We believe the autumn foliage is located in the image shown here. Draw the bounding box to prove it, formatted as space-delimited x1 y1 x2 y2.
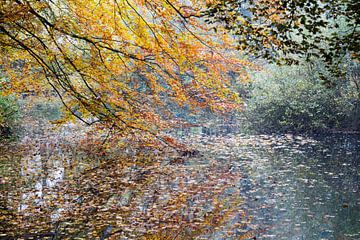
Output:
0 0 252 145
0 1 257 238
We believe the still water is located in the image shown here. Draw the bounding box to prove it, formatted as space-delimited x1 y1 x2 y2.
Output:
1 129 359 239
189 133 360 239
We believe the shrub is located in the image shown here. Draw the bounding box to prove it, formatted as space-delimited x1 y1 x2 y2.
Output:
244 64 360 133
29 101 62 121
0 95 20 138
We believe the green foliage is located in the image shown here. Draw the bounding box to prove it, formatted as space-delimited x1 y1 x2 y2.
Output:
0 95 20 138
29 101 62 122
244 64 360 133
204 0 359 73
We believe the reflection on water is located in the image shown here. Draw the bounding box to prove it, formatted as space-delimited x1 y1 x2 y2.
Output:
1 127 359 239
189 133 360 239
0 123 94 238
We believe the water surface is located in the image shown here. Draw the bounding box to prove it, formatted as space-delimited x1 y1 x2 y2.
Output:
1 129 359 239
190 133 360 239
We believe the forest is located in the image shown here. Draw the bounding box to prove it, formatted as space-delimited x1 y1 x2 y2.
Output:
0 0 359 239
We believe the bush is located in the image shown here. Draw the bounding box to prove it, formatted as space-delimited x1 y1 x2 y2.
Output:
29 101 62 121
0 95 20 138
244 64 360 133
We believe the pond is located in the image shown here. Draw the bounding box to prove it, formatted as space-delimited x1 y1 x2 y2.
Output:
1 125 359 239
187 132 360 239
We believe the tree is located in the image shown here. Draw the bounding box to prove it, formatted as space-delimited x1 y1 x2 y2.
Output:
0 94 19 138
243 64 360 133
0 0 252 145
204 0 359 70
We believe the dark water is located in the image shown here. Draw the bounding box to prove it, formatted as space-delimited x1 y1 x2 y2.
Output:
189 133 360 239
1 129 359 239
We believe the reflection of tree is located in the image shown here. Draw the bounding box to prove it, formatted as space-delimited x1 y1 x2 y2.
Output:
1 139 250 238
247 135 360 239
0 145 27 237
